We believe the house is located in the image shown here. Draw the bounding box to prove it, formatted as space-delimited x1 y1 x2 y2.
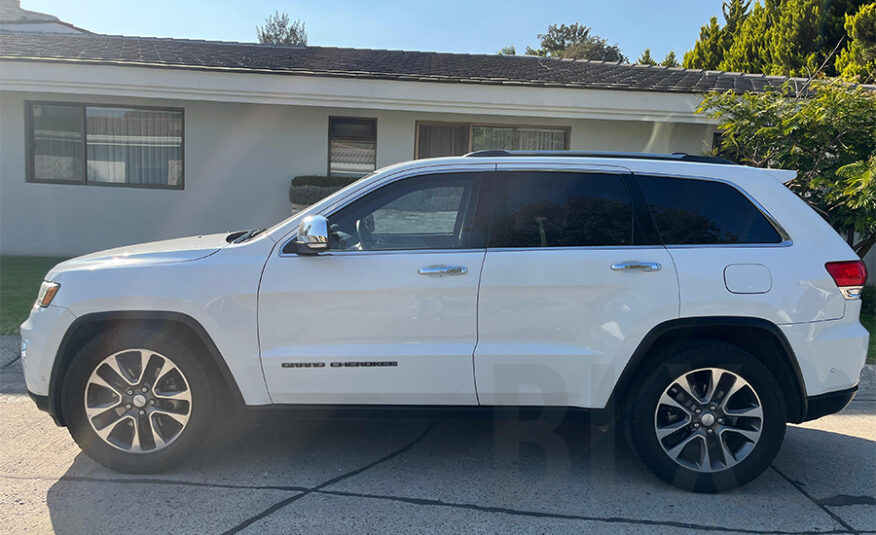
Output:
2 9 870 279
0 0 87 34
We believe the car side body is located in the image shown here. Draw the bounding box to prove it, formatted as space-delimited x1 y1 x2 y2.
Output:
19 153 869 490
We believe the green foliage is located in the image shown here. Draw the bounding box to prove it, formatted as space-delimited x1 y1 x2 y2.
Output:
0 256 68 335
862 286 875 315
637 48 657 65
661 51 680 67
684 0 869 77
683 0 751 69
699 79 876 257
257 11 307 45
526 23 627 62
836 2 876 82
497 45 517 55
289 175 359 205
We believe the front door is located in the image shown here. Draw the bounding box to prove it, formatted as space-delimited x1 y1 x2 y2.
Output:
473 167 679 408
259 170 487 405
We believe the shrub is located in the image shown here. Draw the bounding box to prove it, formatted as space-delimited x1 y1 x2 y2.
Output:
289 175 359 205
863 286 875 316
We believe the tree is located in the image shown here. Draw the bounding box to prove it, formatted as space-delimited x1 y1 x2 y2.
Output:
637 48 657 65
257 11 307 45
497 45 517 56
699 79 876 256
661 51 680 67
526 23 627 62
683 0 751 69
835 2 876 82
684 0 869 77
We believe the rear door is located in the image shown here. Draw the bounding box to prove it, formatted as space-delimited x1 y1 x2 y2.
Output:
473 166 679 409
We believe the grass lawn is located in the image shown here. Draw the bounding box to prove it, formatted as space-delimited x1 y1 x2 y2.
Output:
862 313 876 365
0 256 67 335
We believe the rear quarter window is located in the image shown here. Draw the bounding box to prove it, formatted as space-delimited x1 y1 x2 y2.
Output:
636 175 783 245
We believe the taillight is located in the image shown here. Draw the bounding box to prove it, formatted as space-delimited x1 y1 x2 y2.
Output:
825 260 867 299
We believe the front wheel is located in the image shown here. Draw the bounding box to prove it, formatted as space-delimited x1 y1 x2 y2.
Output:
628 342 786 492
62 326 215 473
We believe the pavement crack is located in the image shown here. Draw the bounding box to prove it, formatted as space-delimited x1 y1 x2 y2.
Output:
1 355 21 369
310 487 856 535
770 465 859 534
219 420 437 535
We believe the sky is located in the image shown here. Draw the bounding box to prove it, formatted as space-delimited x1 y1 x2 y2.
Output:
24 0 726 61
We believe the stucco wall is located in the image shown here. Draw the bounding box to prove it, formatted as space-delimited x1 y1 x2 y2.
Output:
0 90 713 256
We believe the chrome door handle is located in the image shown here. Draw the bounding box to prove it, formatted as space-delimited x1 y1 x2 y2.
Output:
611 262 662 272
418 265 468 276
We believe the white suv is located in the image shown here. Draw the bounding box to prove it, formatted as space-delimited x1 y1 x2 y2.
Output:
20 151 869 492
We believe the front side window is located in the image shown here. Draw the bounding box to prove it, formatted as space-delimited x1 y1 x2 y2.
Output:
27 102 183 188
493 171 635 248
636 175 783 245
328 172 481 251
329 117 376 177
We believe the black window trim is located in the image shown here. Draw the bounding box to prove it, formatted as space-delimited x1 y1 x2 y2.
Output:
631 172 793 248
328 116 378 177
486 169 658 250
280 169 491 256
24 100 185 190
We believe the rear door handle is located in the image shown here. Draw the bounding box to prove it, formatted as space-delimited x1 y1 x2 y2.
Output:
611 262 662 272
418 265 468 277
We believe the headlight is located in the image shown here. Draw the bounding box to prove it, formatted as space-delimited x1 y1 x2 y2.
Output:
34 281 60 308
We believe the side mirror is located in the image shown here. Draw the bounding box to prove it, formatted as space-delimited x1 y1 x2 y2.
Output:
295 215 329 254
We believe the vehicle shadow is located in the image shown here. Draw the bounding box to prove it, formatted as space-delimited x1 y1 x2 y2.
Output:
43 411 875 535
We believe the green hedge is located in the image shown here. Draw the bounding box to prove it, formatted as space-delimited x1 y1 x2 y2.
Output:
289 175 359 205
863 286 874 315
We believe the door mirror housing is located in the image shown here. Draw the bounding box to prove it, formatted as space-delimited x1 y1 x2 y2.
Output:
295 215 330 254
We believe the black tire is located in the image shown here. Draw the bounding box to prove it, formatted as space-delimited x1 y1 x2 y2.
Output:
62 326 215 473
627 341 786 493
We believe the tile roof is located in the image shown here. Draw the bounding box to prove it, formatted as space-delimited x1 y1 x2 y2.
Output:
0 31 796 94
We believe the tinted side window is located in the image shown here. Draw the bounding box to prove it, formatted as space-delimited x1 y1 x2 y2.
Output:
327 172 481 251
636 175 782 245
496 172 634 248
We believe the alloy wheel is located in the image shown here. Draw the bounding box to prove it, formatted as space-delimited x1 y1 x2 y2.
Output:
84 348 192 453
654 367 763 473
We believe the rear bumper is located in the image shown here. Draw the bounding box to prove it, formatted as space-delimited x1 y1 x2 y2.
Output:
802 386 857 422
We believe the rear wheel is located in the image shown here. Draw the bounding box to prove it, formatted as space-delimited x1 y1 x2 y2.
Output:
62 326 214 473
628 342 786 492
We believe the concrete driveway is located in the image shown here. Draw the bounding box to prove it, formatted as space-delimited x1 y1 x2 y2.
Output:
1 335 874 534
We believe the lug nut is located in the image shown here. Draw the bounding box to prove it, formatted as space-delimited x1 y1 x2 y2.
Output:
125 404 132 410
139 409 145 415
695 408 702 414
707 428 713 434
141 386 148 393
710 405 716 411
717 418 724 424
693 423 699 428
127 389 134 395
149 400 155 406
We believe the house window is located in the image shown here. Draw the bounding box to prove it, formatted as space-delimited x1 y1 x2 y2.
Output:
416 123 569 158
329 117 376 177
26 102 183 188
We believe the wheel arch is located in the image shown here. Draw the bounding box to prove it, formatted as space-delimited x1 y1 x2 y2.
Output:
608 317 808 423
47 311 245 427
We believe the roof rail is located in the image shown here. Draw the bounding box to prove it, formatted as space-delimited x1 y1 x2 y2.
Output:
464 150 734 165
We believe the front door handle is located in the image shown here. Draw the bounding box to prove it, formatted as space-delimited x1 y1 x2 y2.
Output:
418 265 468 277
611 262 662 272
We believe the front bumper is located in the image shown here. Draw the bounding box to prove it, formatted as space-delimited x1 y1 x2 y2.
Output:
802 386 857 422
27 388 51 414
